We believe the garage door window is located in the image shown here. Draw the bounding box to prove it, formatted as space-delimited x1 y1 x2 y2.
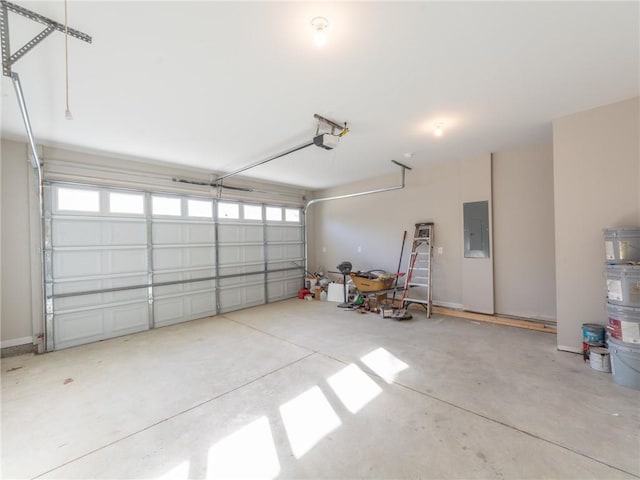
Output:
152 196 181 216
243 204 262 221
266 206 282 221
109 192 144 215
187 199 213 218
218 202 239 219
57 187 100 212
285 208 300 222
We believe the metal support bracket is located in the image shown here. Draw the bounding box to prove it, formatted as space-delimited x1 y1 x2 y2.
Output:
1 0 92 76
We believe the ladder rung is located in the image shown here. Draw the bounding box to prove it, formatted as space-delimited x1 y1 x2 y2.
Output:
403 298 429 304
410 267 429 271
408 282 429 287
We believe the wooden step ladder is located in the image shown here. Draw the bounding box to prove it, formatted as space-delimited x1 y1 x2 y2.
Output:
400 222 434 317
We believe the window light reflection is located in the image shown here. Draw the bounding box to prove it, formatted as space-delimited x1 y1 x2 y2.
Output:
207 416 280 479
155 460 190 480
360 347 409 383
327 363 382 414
279 386 341 458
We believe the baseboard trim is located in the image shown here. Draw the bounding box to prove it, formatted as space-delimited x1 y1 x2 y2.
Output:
1 336 33 349
432 301 464 310
432 306 557 334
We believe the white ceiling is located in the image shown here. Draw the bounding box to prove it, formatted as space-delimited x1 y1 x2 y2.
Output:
1 1 638 190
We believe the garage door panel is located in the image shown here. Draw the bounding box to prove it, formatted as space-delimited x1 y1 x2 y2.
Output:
112 304 150 332
267 246 303 261
185 224 215 243
265 243 303 260
244 284 265 305
267 281 285 302
52 219 102 246
219 284 265 313
53 250 103 278
218 264 263 277
154 291 215 327
285 244 304 259
154 282 216 297
218 224 263 243
53 248 147 279
188 246 216 267
152 223 182 244
153 297 184 325
54 302 149 350
53 275 147 295
190 292 216 317
218 273 263 288
53 219 146 247
153 247 215 271
282 278 302 297
55 310 105 344
153 247 182 270
153 223 215 245
218 245 263 265
267 278 301 302
266 226 303 242
109 249 149 273
265 261 303 279
108 221 147 245
53 277 147 311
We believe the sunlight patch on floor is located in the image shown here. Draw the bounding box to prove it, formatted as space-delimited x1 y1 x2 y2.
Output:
279 385 342 459
327 363 383 414
360 347 409 383
155 460 190 480
207 416 280 479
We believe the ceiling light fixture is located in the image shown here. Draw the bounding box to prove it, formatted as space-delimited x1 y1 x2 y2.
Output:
434 123 444 137
311 17 329 47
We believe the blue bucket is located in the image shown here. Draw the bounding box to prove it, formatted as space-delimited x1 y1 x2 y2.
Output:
582 323 605 344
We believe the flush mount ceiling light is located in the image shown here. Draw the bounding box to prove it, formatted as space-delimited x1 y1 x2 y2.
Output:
434 122 444 137
311 17 329 47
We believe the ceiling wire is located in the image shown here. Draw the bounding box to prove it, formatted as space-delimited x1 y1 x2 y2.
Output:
64 0 72 120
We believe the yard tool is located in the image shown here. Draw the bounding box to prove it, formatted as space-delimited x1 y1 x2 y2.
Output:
391 308 413 321
391 230 408 304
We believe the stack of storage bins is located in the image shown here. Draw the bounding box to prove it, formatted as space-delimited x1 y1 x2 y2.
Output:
604 227 640 390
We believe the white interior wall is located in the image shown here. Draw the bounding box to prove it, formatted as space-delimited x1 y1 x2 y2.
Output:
308 161 464 308
460 154 494 314
309 146 556 319
493 143 556 321
1 140 34 346
553 96 640 352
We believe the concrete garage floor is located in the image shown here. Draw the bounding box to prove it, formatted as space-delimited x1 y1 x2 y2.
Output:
2 300 639 479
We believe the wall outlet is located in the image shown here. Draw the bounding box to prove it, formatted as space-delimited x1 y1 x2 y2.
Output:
357 246 362 253
437 247 444 254
322 247 326 253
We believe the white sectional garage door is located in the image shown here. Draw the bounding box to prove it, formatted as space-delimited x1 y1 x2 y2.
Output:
265 207 305 302
47 186 150 350
45 183 304 351
151 195 217 327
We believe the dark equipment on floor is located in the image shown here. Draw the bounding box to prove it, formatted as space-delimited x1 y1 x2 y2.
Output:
336 261 352 308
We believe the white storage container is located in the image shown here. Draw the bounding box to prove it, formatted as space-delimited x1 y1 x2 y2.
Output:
603 227 640 263
605 264 640 307
606 302 640 344
608 336 640 390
